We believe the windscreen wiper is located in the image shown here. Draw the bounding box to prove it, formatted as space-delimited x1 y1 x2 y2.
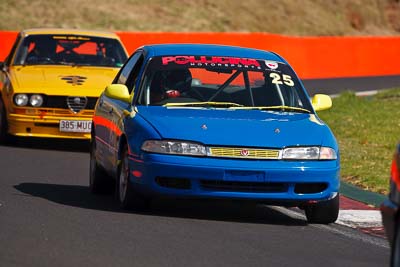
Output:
229 105 311 113
58 62 94 67
163 102 245 108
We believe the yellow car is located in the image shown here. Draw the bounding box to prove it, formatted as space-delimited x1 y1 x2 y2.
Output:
0 28 128 142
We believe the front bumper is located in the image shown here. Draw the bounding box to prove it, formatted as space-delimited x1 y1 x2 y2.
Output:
7 112 92 139
380 198 399 245
128 153 340 205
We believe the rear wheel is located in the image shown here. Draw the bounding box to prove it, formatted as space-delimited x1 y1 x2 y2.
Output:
305 194 339 224
117 144 149 211
89 138 114 194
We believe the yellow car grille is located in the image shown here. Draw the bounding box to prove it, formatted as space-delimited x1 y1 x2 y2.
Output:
208 147 280 159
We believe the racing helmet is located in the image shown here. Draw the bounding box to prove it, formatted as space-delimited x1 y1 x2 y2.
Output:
164 69 192 93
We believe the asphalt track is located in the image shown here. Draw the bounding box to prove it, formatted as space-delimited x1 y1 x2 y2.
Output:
0 76 398 267
0 140 390 267
303 75 400 95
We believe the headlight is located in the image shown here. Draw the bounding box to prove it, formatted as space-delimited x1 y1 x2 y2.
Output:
14 94 29 106
141 140 207 156
30 94 43 107
282 146 337 160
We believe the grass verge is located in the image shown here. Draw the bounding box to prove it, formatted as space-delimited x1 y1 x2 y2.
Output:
318 89 400 195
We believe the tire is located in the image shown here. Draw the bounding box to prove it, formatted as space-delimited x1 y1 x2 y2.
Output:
0 97 9 144
89 138 114 194
305 194 339 224
117 144 149 211
391 221 400 267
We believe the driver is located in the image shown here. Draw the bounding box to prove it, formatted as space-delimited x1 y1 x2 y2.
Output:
150 69 192 103
164 69 192 95
26 38 56 63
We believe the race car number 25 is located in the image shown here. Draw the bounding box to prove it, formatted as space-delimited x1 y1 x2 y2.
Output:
60 120 92 133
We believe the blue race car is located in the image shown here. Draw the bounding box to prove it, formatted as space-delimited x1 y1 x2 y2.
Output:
90 44 340 224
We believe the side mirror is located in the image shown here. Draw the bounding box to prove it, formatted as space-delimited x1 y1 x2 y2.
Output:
104 84 132 103
311 94 332 111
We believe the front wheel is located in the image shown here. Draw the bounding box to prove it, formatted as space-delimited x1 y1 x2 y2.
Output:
117 144 149 211
391 221 400 266
304 194 339 224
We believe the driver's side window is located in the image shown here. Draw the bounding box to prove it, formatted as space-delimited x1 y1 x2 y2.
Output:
115 52 142 93
125 55 144 93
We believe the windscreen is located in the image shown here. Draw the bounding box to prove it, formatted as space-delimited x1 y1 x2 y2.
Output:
13 34 127 67
138 55 313 112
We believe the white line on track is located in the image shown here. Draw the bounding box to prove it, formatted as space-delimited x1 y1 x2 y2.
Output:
337 210 383 228
268 206 390 249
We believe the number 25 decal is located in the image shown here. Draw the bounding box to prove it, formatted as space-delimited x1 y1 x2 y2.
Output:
269 73 294 86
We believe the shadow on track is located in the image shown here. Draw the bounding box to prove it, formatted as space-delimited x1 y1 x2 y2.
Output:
4 137 90 152
14 182 307 226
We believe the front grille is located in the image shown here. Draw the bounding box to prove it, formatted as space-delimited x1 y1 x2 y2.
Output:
201 180 287 193
66 96 88 113
155 177 191 189
209 147 280 159
44 96 97 110
294 183 328 194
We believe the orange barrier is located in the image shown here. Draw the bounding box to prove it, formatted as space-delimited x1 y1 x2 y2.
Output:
1 31 400 79
0 31 18 59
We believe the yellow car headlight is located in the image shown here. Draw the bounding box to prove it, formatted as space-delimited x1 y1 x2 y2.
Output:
14 94 29 106
30 94 44 107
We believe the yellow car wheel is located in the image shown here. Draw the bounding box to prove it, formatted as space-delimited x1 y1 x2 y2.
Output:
0 98 8 144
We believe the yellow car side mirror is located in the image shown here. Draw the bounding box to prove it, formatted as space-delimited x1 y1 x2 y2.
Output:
311 94 332 111
104 84 132 103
